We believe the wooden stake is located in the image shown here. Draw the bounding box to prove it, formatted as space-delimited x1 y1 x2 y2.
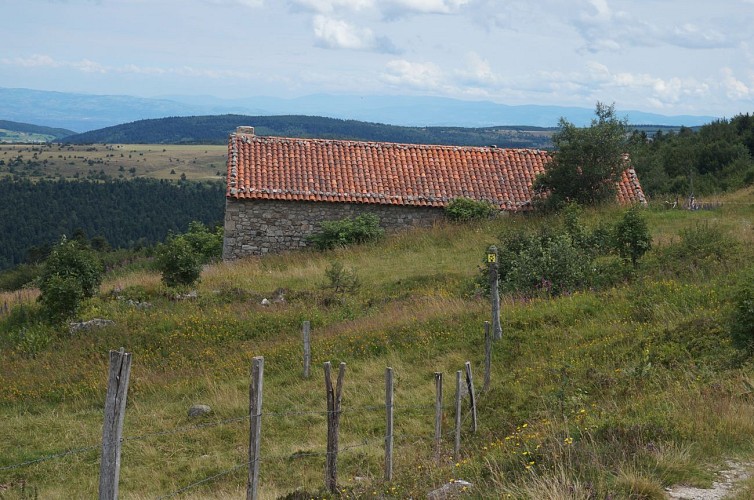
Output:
302 321 311 378
246 356 264 500
465 361 477 433
99 348 132 500
483 321 491 392
385 367 394 482
454 370 462 460
434 372 443 463
324 361 346 494
488 245 502 340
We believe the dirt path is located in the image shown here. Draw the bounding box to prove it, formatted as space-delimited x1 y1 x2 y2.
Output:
666 461 752 500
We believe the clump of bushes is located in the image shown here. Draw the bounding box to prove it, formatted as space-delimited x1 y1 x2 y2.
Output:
308 214 384 251
37 236 103 323
731 269 754 352
444 197 497 221
155 221 222 287
482 204 651 297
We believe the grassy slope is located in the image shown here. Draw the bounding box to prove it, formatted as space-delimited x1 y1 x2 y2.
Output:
2 194 754 498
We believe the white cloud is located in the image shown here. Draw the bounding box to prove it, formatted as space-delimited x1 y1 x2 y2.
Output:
456 52 498 86
205 0 264 7
384 0 470 15
289 0 372 13
313 15 376 50
2 54 61 68
721 67 751 99
381 59 445 90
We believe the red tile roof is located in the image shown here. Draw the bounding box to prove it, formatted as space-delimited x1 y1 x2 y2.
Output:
226 128 646 210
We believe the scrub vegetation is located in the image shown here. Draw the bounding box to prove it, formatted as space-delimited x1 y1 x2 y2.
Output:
3 190 754 498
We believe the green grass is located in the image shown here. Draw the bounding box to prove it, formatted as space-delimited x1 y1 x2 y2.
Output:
3 193 754 498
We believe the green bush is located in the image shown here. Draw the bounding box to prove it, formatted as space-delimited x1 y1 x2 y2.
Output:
155 235 202 288
731 271 754 352
182 221 223 263
613 206 652 267
37 237 103 323
444 197 497 221
308 214 384 251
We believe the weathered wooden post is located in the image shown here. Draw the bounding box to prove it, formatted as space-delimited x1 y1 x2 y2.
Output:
99 348 132 500
464 362 477 433
488 245 502 340
454 370 462 459
324 361 346 494
302 321 311 378
247 356 264 500
434 372 443 463
385 367 394 482
483 321 491 392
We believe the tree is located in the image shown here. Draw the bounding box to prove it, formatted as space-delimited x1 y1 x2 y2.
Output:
38 236 103 323
613 206 652 268
534 102 629 209
155 234 202 288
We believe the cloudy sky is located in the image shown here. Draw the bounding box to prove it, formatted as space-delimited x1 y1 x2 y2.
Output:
2 0 754 118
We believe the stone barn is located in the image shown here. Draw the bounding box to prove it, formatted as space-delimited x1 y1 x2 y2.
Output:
222 126 646 259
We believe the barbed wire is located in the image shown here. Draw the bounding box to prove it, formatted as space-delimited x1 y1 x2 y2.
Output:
0 444 100 472
156 437 380 499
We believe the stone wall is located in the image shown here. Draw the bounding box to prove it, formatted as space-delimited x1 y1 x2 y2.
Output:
223 199 446 259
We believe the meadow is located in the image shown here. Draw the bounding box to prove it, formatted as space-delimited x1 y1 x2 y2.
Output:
0 144 227 182
2 192 754 499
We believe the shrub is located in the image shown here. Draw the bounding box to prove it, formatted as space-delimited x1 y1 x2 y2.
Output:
731 271 754 352
444 197 497 221
613 206 652 267
182 221 223 263
308 214 384 251
37 237 103 323
155 235 202 288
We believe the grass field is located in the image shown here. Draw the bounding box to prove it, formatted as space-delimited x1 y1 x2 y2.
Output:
2 193 754 498
0 143 227 182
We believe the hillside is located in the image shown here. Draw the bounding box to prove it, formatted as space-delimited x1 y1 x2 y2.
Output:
60 114 557 149
2 195 754 497
1 87 718 132
0 120 75 143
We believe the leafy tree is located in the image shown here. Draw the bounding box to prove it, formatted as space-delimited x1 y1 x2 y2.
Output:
613 206 652 268
534 102 628 209
182 221 223 263
155 235 202 288
37 237 103 323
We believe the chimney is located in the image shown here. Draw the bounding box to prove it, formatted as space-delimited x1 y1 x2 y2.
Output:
236 126 255 136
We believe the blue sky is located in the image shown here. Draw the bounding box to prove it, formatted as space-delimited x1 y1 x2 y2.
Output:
2 0 754 118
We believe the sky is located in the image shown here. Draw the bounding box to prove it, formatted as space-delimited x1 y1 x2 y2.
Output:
2 0 754 118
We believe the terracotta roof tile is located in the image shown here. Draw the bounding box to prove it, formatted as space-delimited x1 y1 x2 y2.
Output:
226 131 646 210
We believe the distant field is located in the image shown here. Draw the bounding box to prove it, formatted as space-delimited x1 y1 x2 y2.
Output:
0 143 227 182
0 129 60 144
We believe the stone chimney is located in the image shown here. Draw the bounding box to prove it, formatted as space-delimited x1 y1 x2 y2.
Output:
236 126 255 136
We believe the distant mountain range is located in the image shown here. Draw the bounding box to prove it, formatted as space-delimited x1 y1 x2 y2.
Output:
0 87 718 133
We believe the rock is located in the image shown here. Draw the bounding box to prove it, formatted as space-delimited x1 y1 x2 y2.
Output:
272 288 287 304
173 290 198 301
427 480 472 499
261 298 271 306
69 318 115 335
188 404 212 418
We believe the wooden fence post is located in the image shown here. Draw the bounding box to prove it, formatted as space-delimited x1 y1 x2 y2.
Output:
454 370 462 460
483 321 491 392
464 362 477 433
247 356 264 500
385 367 394 482
99 348 132 500
302 321 311 379
324 361 346 494
434 372 443 463
488 245 502 340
